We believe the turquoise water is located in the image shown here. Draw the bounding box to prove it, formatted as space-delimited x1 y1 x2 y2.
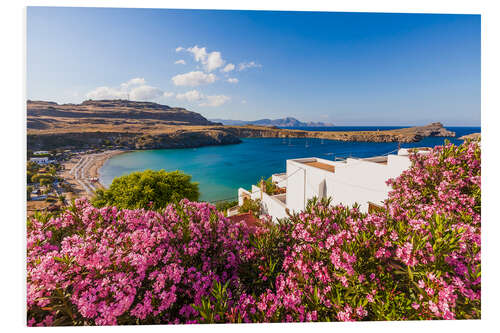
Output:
100 127 480 202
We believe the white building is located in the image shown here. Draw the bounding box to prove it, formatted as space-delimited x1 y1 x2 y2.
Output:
29 157 50 165
238 148 429 221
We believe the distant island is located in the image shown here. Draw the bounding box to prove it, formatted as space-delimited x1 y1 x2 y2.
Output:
210 117 334 127
27 99 455 151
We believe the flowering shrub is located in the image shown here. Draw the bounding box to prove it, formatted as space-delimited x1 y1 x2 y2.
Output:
200 140 481 322
27 199 252 326
384 140 481 319
27 140 480 325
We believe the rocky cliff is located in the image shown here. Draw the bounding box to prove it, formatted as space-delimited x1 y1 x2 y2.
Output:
459 132 480 140
218 123 455 143
27 130 241 150
27 100 456 150
393 122 455 137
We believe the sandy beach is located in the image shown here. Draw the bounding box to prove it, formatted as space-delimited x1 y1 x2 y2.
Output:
60 150 127 199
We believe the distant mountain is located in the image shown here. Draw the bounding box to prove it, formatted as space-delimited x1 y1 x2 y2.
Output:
209 117 334 127
209 119 248 126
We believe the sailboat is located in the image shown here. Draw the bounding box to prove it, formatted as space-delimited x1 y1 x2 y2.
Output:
305 138 309 148
288 137 292 146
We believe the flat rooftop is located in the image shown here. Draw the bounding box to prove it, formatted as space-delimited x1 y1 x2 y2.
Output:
363 156 388 165
301 160 335 173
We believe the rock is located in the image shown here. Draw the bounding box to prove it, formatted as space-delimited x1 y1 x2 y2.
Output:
459 133 480 140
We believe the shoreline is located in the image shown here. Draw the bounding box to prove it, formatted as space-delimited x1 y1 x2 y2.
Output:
61 150 128 199
28 122 457 152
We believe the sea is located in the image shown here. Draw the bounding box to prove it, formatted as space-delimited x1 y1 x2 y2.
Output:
99 126 480 203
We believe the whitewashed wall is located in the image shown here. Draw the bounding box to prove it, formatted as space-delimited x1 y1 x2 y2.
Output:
285 158 339 213
272 173 287 188
285 159 307 213
260 192 287 221
285 155 411 213
238 188 251 206
327 159 390 212
240 153 412 221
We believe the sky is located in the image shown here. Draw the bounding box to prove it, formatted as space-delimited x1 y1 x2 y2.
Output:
27 7 480 126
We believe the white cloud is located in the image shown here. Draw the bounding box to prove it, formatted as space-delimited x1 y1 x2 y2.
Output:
175 46 184 52
222 63 235 72
206 51 224 72
176 90 204 102
238 61 262 71
120 77 146 90
185 45 225 72
85 77 230 108
86 78 166 102
227 78 239 84
241 100 247 104
176 90 230 107
86 86 128 100
174 59 186 65
199 95 230 107
171 71 216 86
129 85 163 101
187 45 207 62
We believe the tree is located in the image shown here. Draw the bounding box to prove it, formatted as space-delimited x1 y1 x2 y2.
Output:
27 185 33 200
40 178 52 187
258 176 277 195
32 174 54 184
215 200 238 216
92 169 199 210
239 198 261 216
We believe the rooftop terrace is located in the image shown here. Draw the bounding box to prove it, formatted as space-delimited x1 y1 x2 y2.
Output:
301 160 336 173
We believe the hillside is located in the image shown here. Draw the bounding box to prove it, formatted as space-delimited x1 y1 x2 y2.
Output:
28 99 218 129
27 100 238 150
27 100 455 150
210 116 334 127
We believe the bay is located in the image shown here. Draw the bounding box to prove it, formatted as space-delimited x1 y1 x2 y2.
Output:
99 126 480 202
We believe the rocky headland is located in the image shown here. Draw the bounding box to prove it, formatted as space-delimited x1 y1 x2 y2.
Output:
27 100 455 151
459 132 481 140
218 122 454 143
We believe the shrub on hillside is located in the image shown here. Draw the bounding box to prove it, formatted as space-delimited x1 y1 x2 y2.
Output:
239 198 261 216
215 200 238 215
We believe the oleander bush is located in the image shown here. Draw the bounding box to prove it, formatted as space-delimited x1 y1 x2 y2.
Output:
27 140 480 325
27 199 253 326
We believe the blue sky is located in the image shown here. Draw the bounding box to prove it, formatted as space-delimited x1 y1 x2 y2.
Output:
27 7 480 126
